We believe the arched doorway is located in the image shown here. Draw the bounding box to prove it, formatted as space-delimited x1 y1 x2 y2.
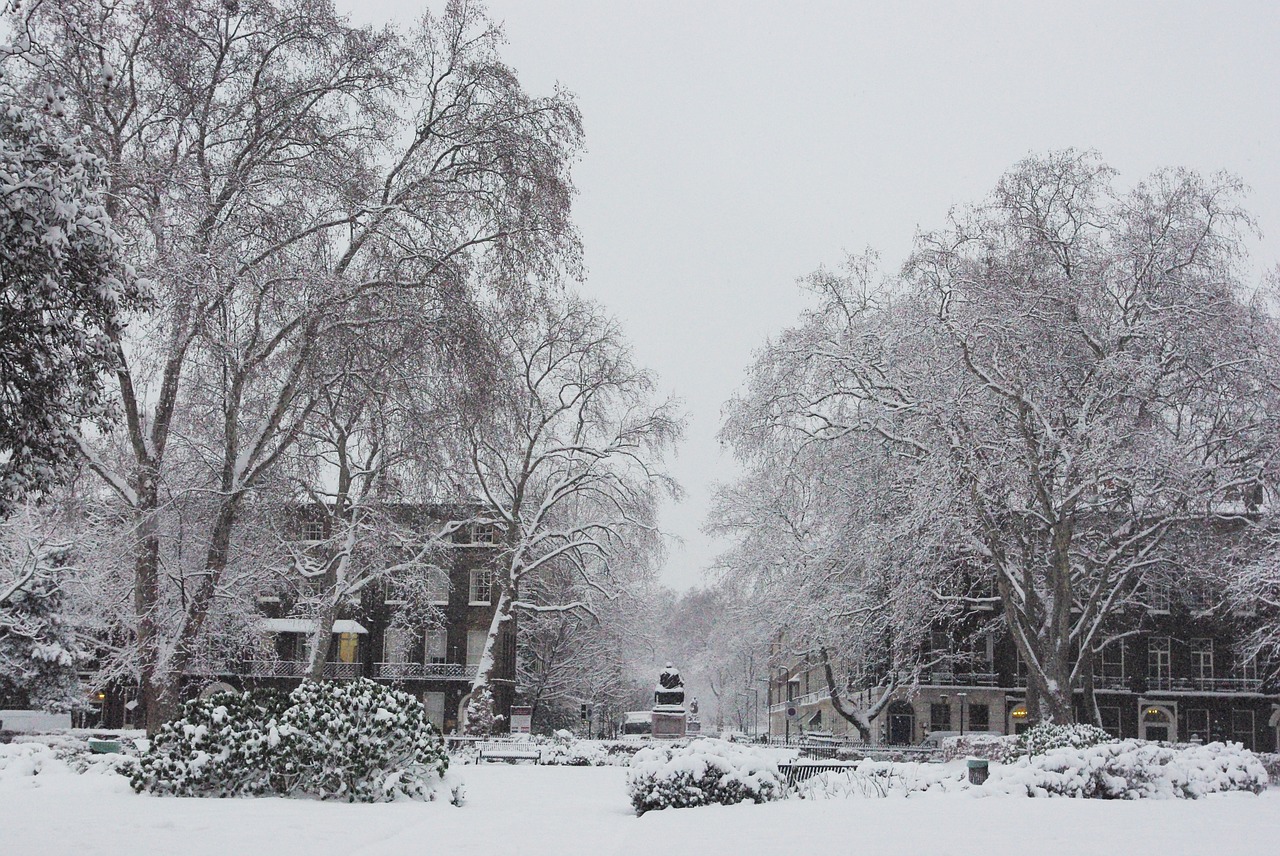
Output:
1140 704 1176 742
887 701 915 746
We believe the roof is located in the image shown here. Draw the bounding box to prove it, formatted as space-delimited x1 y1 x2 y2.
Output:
260 618 368 634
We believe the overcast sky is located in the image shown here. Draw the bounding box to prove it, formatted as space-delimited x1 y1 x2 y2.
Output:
338 0 1280 591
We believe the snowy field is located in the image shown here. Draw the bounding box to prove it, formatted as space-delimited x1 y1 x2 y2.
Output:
4 757 1280 856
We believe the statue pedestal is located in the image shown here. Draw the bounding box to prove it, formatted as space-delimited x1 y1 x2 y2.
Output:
651 706 688 740
652 663 689 739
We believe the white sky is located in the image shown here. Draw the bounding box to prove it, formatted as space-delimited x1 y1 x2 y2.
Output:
339 1 1280 591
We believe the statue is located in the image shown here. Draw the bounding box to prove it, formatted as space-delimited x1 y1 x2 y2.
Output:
651 662 688 739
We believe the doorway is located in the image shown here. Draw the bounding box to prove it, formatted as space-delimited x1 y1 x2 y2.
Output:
887 701 915 745
1140 704 1176 742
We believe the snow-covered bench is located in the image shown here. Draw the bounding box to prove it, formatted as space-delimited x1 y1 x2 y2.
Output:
477 741 541 764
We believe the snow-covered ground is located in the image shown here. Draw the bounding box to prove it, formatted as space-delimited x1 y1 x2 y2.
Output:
4 753 1279 855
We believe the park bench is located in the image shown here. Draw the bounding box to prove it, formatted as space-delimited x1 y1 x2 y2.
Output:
476 741 542 764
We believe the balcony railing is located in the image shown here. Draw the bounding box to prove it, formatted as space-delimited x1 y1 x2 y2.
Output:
920 671 999 687
1145 676 1263 693
374 662 477 681
236 660 362 679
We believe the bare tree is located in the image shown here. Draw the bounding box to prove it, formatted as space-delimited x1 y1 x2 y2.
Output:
717 151 1280 725
11 0 582 730
459 295 682 730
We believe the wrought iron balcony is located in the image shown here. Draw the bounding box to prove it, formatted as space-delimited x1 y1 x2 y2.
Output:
235 660 362 679
920 671 999 687
1145 676 1263 693
374 662 478 681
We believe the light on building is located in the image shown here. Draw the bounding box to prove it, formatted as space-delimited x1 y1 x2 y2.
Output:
1011 707 1028 719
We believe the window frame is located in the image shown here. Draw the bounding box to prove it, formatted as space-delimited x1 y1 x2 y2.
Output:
468 567 493 605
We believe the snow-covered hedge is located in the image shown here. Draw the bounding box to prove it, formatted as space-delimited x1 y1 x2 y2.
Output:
796 741 1268 800
1019 721 1114 757
940 733 1021 763
133 680 449 802
626 738 785 814
1007 740 1268 799
540 739 643 767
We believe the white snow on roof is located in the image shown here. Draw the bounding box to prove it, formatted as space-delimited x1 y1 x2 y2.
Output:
260 618 368 634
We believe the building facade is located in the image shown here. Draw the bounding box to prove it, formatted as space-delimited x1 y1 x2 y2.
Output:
94 507 516 733
768 594 1280 751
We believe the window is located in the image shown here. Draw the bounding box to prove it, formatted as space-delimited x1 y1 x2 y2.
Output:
1234 654 1259 682
930 628 949 653
1186 708 1209 743
1145 582 1172 613
301 519 325 542
1184 585 1214 613
383 627 412 664
967 703 989 732
425 627 447 664
1099 706 1121 738
930 702 951 732
1232 709 1255 750
466 629 488 667
471 522 498 544
426 566 450 604
1147 637 1171 685
1094 642 1124 685
468 568 492 604
1190 639 1213 682
422 692 446 730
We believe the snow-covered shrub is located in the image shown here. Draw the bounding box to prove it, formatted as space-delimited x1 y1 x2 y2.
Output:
1258 752 1280 785
131 689 289 797
277 679 448 802
133 680 448 802
1019 721 1113 757
940 733 1021 763
540 739 640 767
626 738 785 814
992 740 1267 799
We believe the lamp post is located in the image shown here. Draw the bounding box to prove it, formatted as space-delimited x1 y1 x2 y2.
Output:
752 675 762 737
737 688 759 738
957 692 968 736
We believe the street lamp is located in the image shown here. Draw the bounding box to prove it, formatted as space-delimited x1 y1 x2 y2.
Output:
738 688 760 739
957 692 968 736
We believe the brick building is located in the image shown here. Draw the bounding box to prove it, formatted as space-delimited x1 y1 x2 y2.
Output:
768 583 1280 751
94 505 515 733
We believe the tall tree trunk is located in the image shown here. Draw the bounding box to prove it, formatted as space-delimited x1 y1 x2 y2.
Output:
465 584 515 733
145 495 243 732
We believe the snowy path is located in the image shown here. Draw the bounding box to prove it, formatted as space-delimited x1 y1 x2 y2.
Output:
4 763 1279 855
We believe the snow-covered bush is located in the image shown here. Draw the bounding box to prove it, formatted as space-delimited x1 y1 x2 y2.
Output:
940 733 1021 763
131 689 289 797
1258 752 1280 786
540 739 640 767
998 740 1267 799
133 680 448 802
278 679 448 802
626 738 785 814
1019 721 1114 757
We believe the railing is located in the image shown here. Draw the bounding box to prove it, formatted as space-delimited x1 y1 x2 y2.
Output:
1145 676 1263 693
237 660 362 679
920 671 999 687
374 662 478 681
